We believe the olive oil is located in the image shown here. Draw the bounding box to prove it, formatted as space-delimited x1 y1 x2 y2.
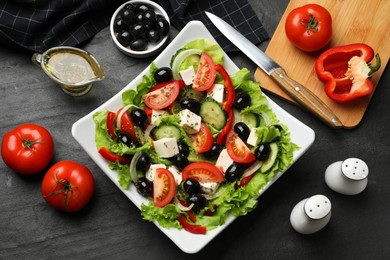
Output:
32 47 105 96
45 51 96 84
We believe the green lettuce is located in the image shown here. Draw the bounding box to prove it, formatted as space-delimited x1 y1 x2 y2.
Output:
122 63 159 107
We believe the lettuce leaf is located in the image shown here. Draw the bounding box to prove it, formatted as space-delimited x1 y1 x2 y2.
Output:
122 63 158 107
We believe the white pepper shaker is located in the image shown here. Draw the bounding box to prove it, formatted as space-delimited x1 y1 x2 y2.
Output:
290 194 331 234
325 158 369 195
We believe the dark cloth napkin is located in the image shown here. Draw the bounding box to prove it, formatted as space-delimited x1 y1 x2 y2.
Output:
156 0 269 52
0 0 126 53
0 0 268 54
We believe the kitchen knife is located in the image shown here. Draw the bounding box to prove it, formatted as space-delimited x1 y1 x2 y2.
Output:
205 11 343 128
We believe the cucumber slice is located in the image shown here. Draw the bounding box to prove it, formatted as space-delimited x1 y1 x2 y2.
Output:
180 86 206 102
153 124 181 140
200 98 226 130
241 112 259 129
260 142 279 173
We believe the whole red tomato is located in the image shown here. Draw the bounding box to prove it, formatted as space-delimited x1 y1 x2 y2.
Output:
1 123 54 174
285 4 332 52
41 160 95 212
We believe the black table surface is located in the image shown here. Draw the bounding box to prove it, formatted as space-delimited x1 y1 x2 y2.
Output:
1 1 389 259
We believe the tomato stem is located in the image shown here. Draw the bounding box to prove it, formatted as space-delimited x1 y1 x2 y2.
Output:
44 173 78 209
21 136 43 149
301 14 319 34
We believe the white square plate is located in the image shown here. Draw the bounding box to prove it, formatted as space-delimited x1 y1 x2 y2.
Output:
72 21 315 254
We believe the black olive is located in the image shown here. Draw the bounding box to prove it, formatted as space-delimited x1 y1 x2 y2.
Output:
154 67 173 83
187 194 207 212
142 10 156 26
177 140 190 157
156 19 170 36
255 143 271 161
130 108 148 127
146 27 161 43
273 124 284 132
136 154 151 172
135 12 144 23
234 122 250 141
114 18 128 33
117 131 133 146
130 38 148 51
233 93 251 110
136 3 152 12
204 143 222 159
116 31 132 47
171 154 189 171
180 98 200 115
120 8 136 25
182 178 201 195
123 3 136 13
135 177 152 197
129 23 147 39
225 163 245 182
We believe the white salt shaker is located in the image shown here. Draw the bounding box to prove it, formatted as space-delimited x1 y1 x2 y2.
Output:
290 194 331 234
325 158 369 195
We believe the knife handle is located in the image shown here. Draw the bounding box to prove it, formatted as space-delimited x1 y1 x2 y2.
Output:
269 68 344 128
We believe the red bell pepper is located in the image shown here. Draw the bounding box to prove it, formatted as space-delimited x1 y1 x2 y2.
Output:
315 43 381 103
215 64 235 112
177 215 207 235
98 147 131 164
217 109 234 146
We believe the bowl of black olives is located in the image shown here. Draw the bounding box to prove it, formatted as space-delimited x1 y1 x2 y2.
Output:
110 0 171 58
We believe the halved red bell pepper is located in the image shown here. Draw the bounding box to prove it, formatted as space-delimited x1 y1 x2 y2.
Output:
315 43 381 103
215 64 235 112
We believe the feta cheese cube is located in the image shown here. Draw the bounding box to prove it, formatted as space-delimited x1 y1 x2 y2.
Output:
145 164 166 182
216 148 234 173
178 109 201 134
153 137 179 158
200 182 219 194
179 66 196 85
168 166 182 185
207 83 225 103
151 109 167 124
246 128 258 146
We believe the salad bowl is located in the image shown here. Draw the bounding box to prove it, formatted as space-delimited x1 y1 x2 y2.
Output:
72 21 315 253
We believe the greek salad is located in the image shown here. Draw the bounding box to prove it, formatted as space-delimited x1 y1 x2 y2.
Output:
93 39 299 234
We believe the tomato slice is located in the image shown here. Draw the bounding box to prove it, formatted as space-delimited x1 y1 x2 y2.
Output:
177 215 207 235
182 162 224 183
150 79 185 92
189 123 213 153
106 112 117 140
153 168 176 207
98 147 130 164
120 110 138 143
226 131 256 164
192 52 216 91
143 81 180 110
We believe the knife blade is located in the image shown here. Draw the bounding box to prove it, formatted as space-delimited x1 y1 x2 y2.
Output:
205 11 344 128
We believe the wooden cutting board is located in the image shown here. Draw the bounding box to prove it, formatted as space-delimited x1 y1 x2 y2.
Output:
254 0 390 128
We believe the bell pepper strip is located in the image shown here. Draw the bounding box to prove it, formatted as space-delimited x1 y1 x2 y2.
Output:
177 215 207 235
215 64 235 112
179 199 196 223
236 174 254 189
217 109 234 146
315 43 381 103
106 112 117 140
98 147 131 164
